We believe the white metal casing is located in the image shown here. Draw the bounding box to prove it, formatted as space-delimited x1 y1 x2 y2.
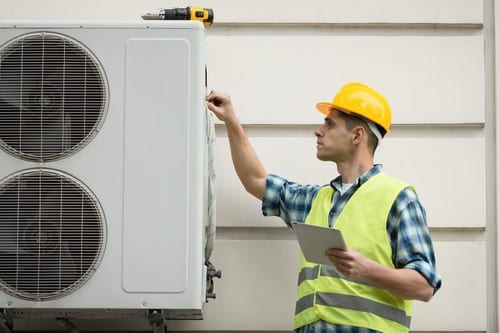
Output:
0 21 208 313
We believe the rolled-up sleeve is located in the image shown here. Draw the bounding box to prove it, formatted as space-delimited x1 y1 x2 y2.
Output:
261 174 287 218
261 174 321 228
389 188 442 293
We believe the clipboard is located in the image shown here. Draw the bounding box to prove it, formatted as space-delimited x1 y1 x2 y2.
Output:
292 222 347 265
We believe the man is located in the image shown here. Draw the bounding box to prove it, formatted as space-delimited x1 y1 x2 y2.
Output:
206 82 442 333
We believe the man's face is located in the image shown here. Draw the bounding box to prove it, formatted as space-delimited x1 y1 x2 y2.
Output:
314 109 354 163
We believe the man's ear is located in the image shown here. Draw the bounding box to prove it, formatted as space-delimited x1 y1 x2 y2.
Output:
351 126 365 144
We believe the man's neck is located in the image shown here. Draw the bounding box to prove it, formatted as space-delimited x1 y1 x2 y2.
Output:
336 160 374 184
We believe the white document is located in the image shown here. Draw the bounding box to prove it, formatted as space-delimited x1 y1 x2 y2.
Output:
292 223 347 265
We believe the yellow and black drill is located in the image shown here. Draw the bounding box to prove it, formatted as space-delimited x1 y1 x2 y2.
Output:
142 6 214 26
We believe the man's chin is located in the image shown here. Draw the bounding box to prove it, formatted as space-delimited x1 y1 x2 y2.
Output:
316 153 327 161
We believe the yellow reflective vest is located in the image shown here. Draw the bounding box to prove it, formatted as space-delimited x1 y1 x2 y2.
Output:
294 173 413 332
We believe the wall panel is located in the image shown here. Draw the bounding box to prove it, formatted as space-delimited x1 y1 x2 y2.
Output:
378 138 486 229
207 35 484 125
206 0 484 24
216 136 486 229
0 0 484 24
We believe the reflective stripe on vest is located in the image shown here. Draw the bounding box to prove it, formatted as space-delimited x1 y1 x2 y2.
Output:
293 172 414 332
296 292 411 328
296 265 411 327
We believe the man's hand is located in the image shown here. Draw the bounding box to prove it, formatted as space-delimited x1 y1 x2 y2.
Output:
325 248 370 278
206 90 236 123
205 89 268 200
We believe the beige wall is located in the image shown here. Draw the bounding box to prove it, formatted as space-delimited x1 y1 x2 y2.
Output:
0 0 494 332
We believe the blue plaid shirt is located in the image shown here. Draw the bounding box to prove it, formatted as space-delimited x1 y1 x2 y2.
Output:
262 165 442 333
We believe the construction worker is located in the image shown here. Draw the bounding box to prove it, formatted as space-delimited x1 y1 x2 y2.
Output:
206 82 442 333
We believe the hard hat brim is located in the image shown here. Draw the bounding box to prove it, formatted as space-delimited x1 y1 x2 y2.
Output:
316 102 351 116
316 102 335 115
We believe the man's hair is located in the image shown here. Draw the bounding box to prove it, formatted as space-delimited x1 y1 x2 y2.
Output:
337 111 379 154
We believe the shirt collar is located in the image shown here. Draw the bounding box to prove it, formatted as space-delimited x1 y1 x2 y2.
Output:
330 164 383 192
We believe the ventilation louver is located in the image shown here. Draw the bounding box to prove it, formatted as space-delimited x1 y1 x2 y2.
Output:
0 32 108 162
0 168 105 301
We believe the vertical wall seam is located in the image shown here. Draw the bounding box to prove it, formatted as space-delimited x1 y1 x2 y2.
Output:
486 0 498 331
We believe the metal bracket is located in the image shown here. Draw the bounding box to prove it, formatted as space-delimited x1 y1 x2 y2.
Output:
0 309 13 333
56 318 79 333
206 261 222 300
148 309 167 333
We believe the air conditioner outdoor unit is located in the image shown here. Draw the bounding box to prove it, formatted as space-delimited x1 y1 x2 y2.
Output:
0 20 216 329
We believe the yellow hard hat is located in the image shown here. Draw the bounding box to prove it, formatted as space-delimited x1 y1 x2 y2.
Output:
316 82 391 136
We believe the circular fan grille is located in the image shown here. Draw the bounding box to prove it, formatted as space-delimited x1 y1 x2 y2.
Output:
0 168 106 301
0 32 108 162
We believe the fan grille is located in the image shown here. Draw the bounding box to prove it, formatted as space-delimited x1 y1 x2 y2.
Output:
0 168 105 301
0 32 108 162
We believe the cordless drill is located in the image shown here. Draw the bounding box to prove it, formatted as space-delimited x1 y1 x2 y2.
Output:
142 6 214 26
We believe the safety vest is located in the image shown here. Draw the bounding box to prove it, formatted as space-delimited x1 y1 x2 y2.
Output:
294 173 414 332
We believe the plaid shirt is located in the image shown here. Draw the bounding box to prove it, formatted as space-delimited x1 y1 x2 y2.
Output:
261 164 442 333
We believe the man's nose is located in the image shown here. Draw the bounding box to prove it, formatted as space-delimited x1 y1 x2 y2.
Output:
314 126 322 138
